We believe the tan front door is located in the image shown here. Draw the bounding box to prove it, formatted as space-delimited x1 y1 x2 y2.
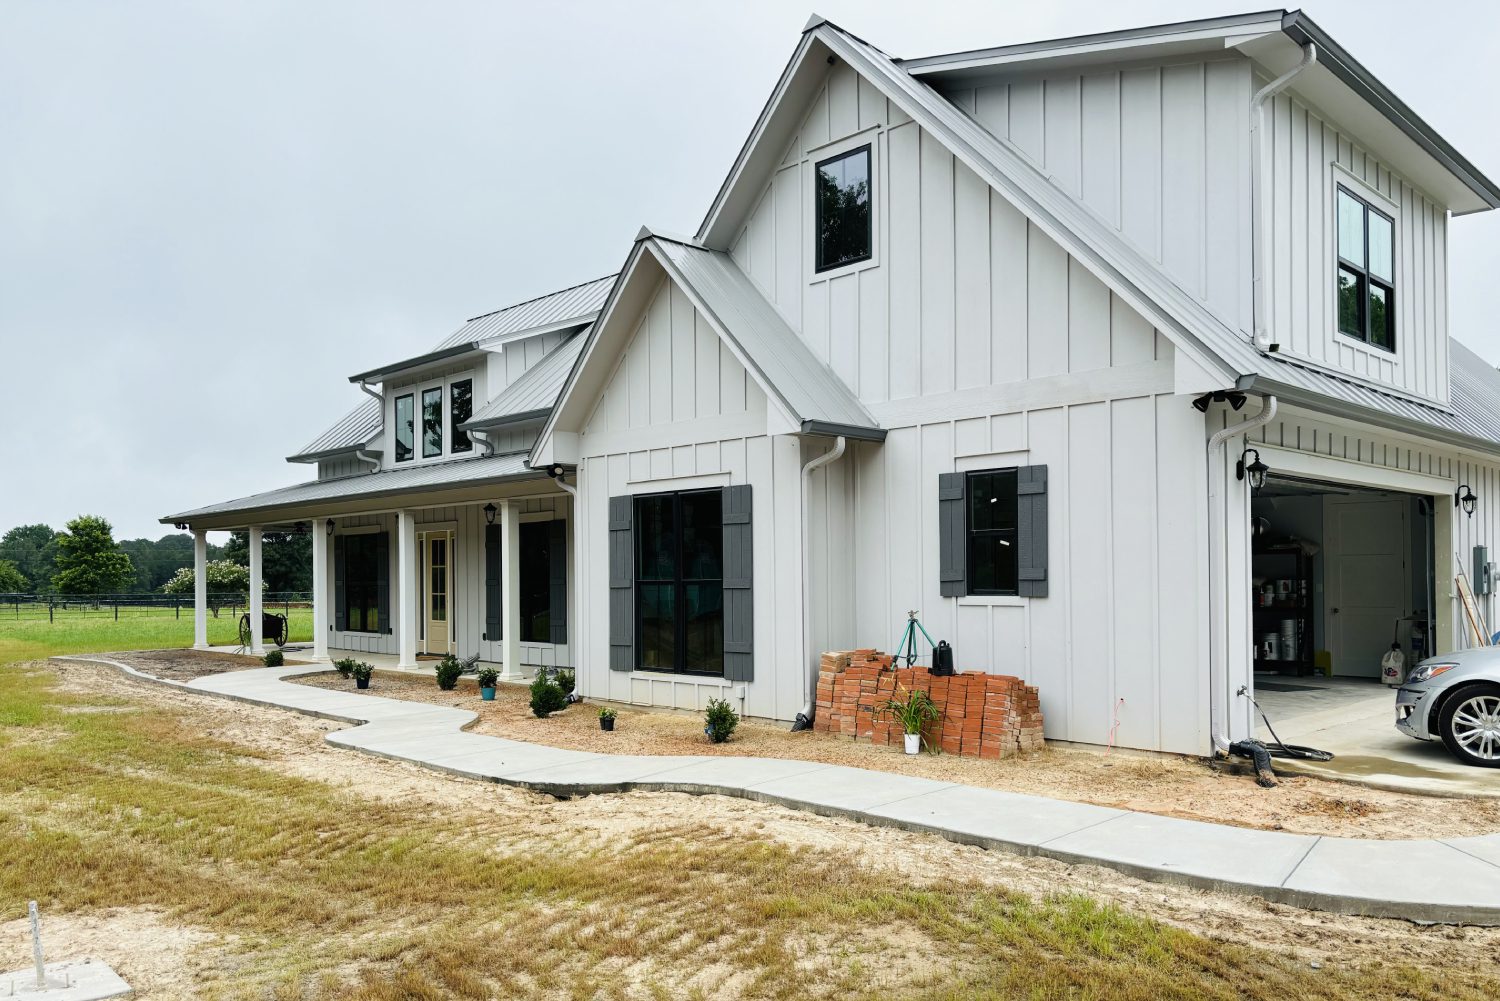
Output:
424 532 451 656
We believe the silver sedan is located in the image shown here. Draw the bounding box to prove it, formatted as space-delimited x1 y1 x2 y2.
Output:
1397 650 1500 767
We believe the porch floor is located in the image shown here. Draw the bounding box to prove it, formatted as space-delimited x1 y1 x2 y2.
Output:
207 644 542 683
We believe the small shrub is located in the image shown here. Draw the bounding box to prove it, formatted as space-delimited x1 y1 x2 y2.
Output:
704 698 738 744
333 657 358 678
435 655 463 691
597 707 617 721
263 649 284 668
351 662 373 683
555 668 575 697
529 672 567 718
476 667 499 688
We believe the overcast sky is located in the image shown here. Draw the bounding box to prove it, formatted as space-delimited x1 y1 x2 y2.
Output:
3 0 1497 541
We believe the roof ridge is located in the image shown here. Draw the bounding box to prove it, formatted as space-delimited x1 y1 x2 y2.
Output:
464 273 618 324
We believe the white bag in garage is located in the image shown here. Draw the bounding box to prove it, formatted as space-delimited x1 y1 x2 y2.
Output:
1381 619 1407 686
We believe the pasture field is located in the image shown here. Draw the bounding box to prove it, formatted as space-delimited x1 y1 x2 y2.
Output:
0 603 313 662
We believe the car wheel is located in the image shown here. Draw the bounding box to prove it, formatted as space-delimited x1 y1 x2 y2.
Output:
1438 683 1500 768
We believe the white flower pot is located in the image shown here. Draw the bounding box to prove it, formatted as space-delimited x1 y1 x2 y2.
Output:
904 733 922 755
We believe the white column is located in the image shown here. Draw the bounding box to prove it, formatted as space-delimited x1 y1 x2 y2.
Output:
192 529 208 650
248 526 264 655
499 498 524 681
398 509 419 670
311 520 329 660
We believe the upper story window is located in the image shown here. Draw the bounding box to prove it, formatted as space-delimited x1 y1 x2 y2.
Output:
815 144 872 272
1336 186 1395 352
421 387 443 457
394 394 414 463
451 379 473 453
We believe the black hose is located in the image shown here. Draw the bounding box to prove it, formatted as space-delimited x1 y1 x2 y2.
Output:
1241 687 1335 762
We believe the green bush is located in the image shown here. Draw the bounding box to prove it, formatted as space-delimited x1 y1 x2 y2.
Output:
597 707 617 721
351 662 373 683
263 649 284 668
333 657 359 678
476 667 499 688
529 672 567 718
555 668 575 697
704 698 738 744
435 655 463 691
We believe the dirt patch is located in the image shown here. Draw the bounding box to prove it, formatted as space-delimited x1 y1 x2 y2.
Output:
286 668 1500 841
86 648 271 682
38 659 1500 985
0 906 221 999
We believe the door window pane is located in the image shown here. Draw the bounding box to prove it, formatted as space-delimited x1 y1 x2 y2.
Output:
429 537 447 623
816 145 872 271
1367 211 1393 282
394 395 414 462
1337 266 1364 338
422 387 443 457
451 379 473 453
1337 188 1365 267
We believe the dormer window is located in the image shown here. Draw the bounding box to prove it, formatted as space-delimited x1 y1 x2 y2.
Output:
394 394 414 463
422 387 443 458
815 144 872 272
1336 185 1395 352
451 379 473 453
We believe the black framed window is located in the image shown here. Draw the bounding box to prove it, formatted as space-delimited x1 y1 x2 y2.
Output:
1335 185 1395 352
422 387 443 457
635 490 723 675
519 521 551 643
966 468 1018 595
394 394 414 462
815 144 872 272
450 379 473 453
345 534 381 633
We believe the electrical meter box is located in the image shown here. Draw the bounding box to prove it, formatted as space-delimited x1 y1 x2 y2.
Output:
1475 546 1493 596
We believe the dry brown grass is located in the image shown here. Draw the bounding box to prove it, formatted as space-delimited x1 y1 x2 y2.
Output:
3 660 1498 1000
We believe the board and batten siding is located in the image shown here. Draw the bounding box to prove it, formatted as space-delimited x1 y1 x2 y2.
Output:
573 273 807 721
326 513 398 655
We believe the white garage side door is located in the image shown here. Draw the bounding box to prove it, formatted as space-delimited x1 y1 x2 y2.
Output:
1326 495 1408 678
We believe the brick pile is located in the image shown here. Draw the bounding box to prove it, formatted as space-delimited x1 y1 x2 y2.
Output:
813 649 1044 759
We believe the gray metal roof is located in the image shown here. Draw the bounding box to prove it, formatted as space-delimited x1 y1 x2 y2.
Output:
289 398 382 461
464 330 586 429
162 452 541 525
348 342 485 386
432 275 615 350
647 235 883 439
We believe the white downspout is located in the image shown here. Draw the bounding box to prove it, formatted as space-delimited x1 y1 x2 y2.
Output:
1251 43 1316 350
354 450 380 472
549 468 580 685
357 379 382 404
1206 395 1278 754
468 427 496 456
795 436 846 729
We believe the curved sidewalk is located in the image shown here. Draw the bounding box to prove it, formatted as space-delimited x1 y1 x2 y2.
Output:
62 657 1500 926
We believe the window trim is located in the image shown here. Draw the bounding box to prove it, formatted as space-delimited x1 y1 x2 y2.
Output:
813 143 874 274
964 467 1020 597
633 488 725 677
393 393 415 463
1333 181 1397 354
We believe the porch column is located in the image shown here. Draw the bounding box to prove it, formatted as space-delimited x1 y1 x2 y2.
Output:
499 498 524 681
248 526 264 655
311 519 329 660
192 529 208 650
398 509 419 670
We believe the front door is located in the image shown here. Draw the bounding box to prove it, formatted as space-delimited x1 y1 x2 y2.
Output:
1326 494 1407 677
424 532 451 656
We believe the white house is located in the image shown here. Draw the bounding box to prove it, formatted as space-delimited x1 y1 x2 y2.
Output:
166 10 1500 758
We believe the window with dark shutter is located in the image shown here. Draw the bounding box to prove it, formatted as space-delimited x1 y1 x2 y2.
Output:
940 466 1048 598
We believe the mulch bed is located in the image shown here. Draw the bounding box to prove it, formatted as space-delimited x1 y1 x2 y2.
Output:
90 649 271 682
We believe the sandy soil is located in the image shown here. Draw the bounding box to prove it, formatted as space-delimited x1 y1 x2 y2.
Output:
88 648 269 682
33 658 1500 986
0 906 223 998
280 667 1500 841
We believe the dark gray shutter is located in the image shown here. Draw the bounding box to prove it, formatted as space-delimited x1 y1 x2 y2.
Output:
1017 464 1049 597
608 496 633 671
333 534 347 631
938 472 966 597
484 523 501 641
722 484 753 682
548 519 567 645
374 531 390 634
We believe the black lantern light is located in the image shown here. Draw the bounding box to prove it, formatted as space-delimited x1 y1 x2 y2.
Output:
325 518 335 536
1456 484 1478 519
483 503 498 525
1236 447 1270 492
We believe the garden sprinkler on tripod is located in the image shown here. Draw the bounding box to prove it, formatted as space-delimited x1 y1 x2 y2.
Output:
894 610 937 668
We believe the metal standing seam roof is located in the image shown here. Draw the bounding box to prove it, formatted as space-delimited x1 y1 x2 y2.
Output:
463 330 587 429
647 235 883 439
432 275 616 350
162 452 541 524
288 398 383 461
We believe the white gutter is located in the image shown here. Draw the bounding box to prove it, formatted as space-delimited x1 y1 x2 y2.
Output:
1251 42 1316 350
796 436 846 727
1205 395 1277 754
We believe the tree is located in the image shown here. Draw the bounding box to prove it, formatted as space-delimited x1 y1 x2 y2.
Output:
222 530 313 594
0 524 59 592
118 533 217 593
50 516 134 595
162 560 258 617
0 559 27 594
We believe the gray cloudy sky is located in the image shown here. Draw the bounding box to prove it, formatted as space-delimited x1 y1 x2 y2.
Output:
3 0 1497 541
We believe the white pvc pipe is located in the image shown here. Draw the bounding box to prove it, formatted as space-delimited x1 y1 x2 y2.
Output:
798 436 846 722
1251 43 1316 350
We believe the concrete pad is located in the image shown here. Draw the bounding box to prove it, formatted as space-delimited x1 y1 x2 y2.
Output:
629 756 833 791
502 754 712 788
1281 838 1500 921
423 740 599 770
1 958 130 999
746 765 956 813
866 785 1125 849
1442 834 1500 869
1041 812 1317 886
421 746 602 780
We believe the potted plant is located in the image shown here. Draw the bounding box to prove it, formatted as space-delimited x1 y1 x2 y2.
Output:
873 688 940 755
351 662 373 690
263 649 284 668
435 654 463 691
704 698 739 744
598 707 617 732
476 666 499 701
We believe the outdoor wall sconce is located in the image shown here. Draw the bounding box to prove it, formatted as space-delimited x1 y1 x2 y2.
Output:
173 522 187 531
1457 484 1478 519
1191 390 1248 414
325 518 335 536
1236 447 1270 492
483 503 497 525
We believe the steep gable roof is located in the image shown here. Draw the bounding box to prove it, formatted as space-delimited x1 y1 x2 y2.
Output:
288 397 382 463
433 274 615 350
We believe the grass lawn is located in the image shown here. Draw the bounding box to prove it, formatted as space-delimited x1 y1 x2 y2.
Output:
0 606 313 663
1 659 1495 999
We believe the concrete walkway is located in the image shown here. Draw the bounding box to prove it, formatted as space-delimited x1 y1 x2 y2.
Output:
62 657 1500 926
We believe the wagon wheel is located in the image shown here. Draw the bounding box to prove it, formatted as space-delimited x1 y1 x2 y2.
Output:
238 613 252 649
272 614 289 648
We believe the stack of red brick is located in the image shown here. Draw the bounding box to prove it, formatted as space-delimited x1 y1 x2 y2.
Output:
813 649 1044 758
